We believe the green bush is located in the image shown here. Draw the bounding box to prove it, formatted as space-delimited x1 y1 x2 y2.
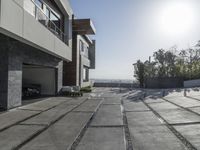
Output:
80 86 92 93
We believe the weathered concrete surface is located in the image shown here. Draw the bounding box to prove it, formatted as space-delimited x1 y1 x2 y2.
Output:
21 103 77 125
19 98 67 111
188 95 200 100
20 112 93 150
148 101 179 110
189 107 200 115
0 109 39 131
144 98 165 104
156 109 200 124
0 125 44 150
126 111 163 126
164 89 184 97
73 99 102 112
124 101 150 112
186 88 200 96
126 108 186 150
76 128 126 150
129 125 187 150
91 105 123 126
102 97 121 105
64 97 86 105
174 124 200 149
165 96 200 108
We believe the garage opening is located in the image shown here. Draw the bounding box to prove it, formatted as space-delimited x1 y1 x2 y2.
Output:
22 64 57 99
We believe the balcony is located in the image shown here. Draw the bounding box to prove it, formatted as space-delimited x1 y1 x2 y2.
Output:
24 0 65 43
0 0 72 61
73 19 96 35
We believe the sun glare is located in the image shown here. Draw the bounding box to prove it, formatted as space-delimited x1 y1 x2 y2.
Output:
159 2 196 36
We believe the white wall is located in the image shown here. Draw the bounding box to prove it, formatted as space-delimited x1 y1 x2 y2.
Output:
23 67 56 95
0 0 72 61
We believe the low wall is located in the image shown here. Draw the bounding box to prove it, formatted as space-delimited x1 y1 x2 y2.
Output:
184 79 200 88
145 77 183 89
93 83 137 88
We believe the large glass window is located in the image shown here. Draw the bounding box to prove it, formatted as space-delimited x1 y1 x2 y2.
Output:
35 0 43 9
79 40 84 52
83 67 89 82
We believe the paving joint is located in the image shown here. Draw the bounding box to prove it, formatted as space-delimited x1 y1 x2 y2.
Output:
102 103 121 105
186 96 200 102
19 123 47 126
143 96 197 150
15 98 90 150
162 97 200 119
89 125 125 128
170 122 200 126
0 100 74 133
69 99 104 150
121 99 134 150
125 110 151 113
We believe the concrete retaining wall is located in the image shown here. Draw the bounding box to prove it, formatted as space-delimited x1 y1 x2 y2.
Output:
93 83 136 88
184 79 200 88
145 77 183 89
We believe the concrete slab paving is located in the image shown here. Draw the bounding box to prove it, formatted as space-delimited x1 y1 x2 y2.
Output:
102 97 121 105
19 97 67 111
156 109 200 124
186 88 200 97
126 111 163 126
129 125 187 150
20 112 93 150
174 124 200 149
91 105 123 126
148 101 179 110
144 98 165 104
188 95 200 100
0 109 39 131
124 101 150 112
76 128 126 150
0 125 44 150
165 96 200 108
73 99 102 112
189 107 200 115
164 89 184 97
56 97 86 105
21 103 77 125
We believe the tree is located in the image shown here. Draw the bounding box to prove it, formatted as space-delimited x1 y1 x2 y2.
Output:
133 60 145 88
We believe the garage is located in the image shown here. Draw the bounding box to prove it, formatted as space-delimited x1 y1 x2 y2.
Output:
22 64 57 98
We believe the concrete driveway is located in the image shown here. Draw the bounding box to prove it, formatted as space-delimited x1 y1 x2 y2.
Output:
0 88 200 150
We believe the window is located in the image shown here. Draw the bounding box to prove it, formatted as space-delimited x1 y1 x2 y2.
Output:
83 67 89 82
79 40 84 52
50 12 60 28
35 0 43 9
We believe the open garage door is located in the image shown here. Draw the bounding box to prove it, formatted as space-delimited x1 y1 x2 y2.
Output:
22 64 57 98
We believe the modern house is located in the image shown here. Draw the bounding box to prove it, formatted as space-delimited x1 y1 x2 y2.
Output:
63 18 96 88
0 0 73 110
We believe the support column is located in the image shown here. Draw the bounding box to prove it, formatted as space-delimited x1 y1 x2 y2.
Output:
0 46 22 110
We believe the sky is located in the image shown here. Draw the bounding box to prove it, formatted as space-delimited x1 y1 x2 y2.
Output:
69 0 200 80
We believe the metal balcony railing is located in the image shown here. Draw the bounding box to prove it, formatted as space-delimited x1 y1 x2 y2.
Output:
25 0 66 43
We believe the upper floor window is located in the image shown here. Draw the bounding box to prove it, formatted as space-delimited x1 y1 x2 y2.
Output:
79 40 84 52
35 0 43 9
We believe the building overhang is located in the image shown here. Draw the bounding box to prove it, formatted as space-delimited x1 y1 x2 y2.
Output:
73 19 96 35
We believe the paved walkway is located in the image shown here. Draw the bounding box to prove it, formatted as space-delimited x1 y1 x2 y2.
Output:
1 88 200 150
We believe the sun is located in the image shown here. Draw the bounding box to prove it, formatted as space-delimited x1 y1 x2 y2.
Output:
159 2 196 36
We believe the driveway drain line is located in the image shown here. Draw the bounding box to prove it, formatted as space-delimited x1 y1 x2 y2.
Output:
142 96 197 150
69 99 104 150
121 99 134 150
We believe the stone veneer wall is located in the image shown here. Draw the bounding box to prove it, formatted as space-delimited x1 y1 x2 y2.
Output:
0 35 63 110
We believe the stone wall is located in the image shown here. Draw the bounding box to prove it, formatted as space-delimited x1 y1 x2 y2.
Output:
0 35 63 110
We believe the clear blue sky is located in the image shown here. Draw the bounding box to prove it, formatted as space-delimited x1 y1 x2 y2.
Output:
70 0 200 80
